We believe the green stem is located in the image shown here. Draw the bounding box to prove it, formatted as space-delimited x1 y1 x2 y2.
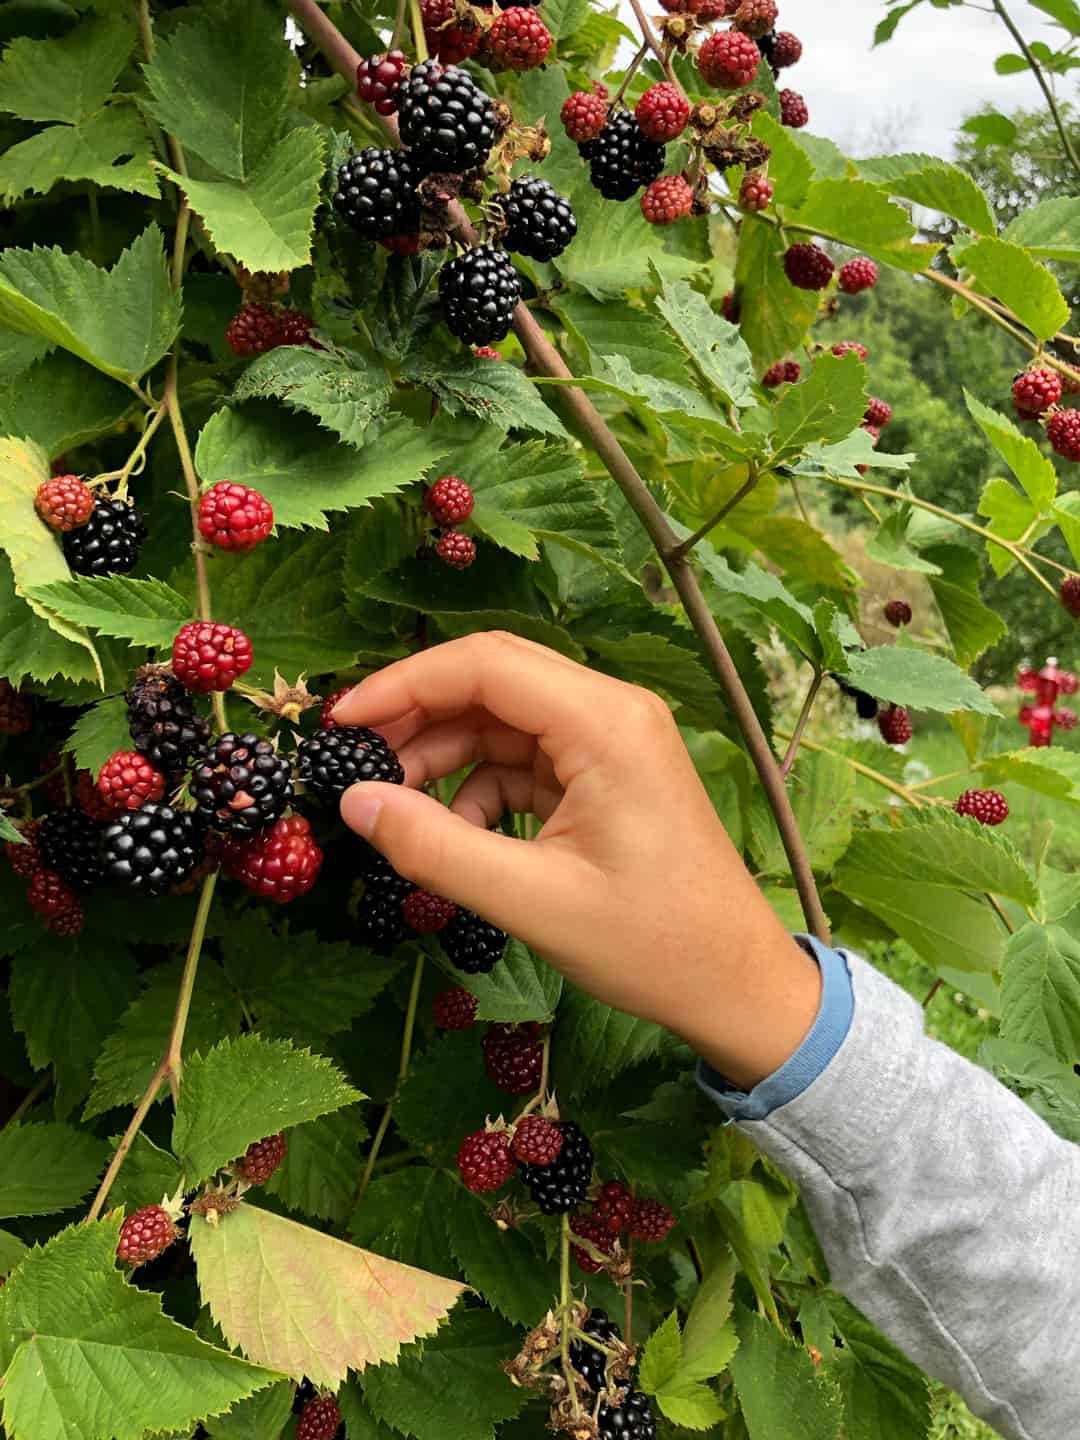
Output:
98 400 169 497
353 953 425 1208
409 0 429 62
779 669 823 778
2 1072 51 1130
667 465 759 562
989 0 1080 179
559 1214 580 1414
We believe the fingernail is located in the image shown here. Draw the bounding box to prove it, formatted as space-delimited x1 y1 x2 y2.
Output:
329 685 357 720
341 788 383 837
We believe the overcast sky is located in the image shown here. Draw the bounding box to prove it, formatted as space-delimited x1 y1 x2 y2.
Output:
779 0 1066 156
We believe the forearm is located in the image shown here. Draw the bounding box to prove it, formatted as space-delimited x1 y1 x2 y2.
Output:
701 948 1080 1440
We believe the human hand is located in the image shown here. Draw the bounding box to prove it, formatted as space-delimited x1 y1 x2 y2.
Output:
334 632 820 1089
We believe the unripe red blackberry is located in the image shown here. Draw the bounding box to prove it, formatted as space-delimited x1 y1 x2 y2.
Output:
482 1022 544 1095
739 171 774 211
223 814 323 904
296 1395 342 1440
482 6 552 70
6 819 42 880
172 622 253 693
779 88 808 127
421 0 480 63
635 82 690 143
628 1196 676 1242
720 292 741 323
772 30 802 66
425 474 476 527
784 243 834 290
1062 575 1080 617
474 346 503 360
1056 708 1078 730
698 29 760 87
641 175 694 226
865 396 892 428
319 686 352 729
432 986 478 1030
594 1180 634 1233
357 49 407 114
225 303 281 357
97 750 166 811
838 257 878 294
562 91 608 144
733 0 778 38
763 359 800 387
884 599 912 628
955 789 1009 826
511 1115 564 1166
832 340 868 362
197 482 273 552
1048 408 1080 461
35 474 95 532
570 1212 616 1273
277 310 318 348
117 1205 177 1267
403 888 457 933
862 422 881 447
27 867 80 920
0 678 32 734
436 530 477 569
1012 367 1061 419
237 1132 287 1184
44 900 85 937
457 1128 516 1192
878 704 912 745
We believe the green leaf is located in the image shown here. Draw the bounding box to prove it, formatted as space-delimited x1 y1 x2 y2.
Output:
106 1133 183 1216
469 439 621 564
841 646 998 715
195 406 442 531
348 1167 458 1279
788 178 938 272
961 112 1018 146
395 1030 510 1167
142 0 290 181
977 477 1045 576
0 1218 279 1440
1004 195 1080 260
262 1108 369 1226
751 111 812 208
965 390 1057 511
639 1311 683 1393
924 544 1007 669
338 1384 400 1440
734 216 819 366
826 1297 932 1440
554 982 665 1094
0 350 133 456
402 352 568 437
455 939 562 1023
205 1382 295 1440
1001 922 1080 1063
958 236 1070 343
0 13 132 123
771 353 868 457
857 153 996 235
360 1310 526 1440
654 1377 727 1431
0 1228 28 1279
551 292 689 384
1052 490 1080 566
444 1200 555 1327
0 225 181 384
62 695 130 776
0 107 158 203
864 509 943 576
232 344 393 450
26 574 191 648
729 1304 842 1440
749 751 853 877
172 1033 362 1184
588 631 720 726
158 126 325 274
1030 0 1080 32
557 176 699 298
654 278 756 407
979 1036 1080 1144
190 1202 465 1389
0 1121 106 1217
979 746 1080 804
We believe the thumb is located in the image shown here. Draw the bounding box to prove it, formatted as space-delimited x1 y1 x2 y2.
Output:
339 782 554 933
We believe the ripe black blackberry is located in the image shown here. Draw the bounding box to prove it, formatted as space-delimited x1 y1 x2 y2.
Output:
62 497 146 577
334 149 422 240
584 112 665 200
190 733 293 838
599 1390 656 1440
755 29 778 69
356 886 412 955
496 176 577 262
101 803 202 893
438 906 508 973
38 806 104 889
438 245 521 345
570 1309 621 1391
520 1120 593 1214
126 671 210 775
397 60 497 175
297 726 404 798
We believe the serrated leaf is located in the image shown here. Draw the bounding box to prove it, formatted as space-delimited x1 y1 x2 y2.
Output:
751 111 812 208
0 107 158 203
826 1297 931 1440
730 1304 842 1440
958 236 1070 342
189 1203 465 1388
734 217 819 367
338 1384 400 1440
980 1036 1080 1143
923 543 1007 669
790 178 938 271
0 350 133 455
0 226 180 384
0 1228 28 1278
456 939 562 1023
1001 922 1080 1062
349 1167 458 1279
195 406 442 531
106 1132 183 1216
979 746 1080 803
554 983 665 1095
1 1218 279 1440
842 646 998 715
263 1108 369 1225
360 1309 525 1440
1004 195 1080 260
62 694 130 775
749 750 853 877
0 1121 106 1217
0 555 101 687
444 1200 555 1327
205 1381 295 1440
552 291 689 384
588 631 721 726
654 278 756 408
857 152 995 235
557 175 699 298
395 1029 509 1166
26 574 191 647
965 390 1057 510
403 352 567 437
158 127 324 274
0 13 132 123
172 1033 362 1183
470 439 621 565
978 476 1043 576
771 353 868 457
639 1311 683 1393
232 344 393 449
655 1376 727 1430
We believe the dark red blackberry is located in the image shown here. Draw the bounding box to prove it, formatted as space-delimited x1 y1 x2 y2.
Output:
357 886 412 955
482 1022 543 1095
585 112 665 200
628 1196 676 1241
297 726 404 798
520 1120 593 1214
571 1212 616 1273
5 819 42 879
190 733 293 838
38 806 103 889
356 49 407 115
0 679 32 734
296 1395 341 1440
403 888 457 933
334 149 422 241
496 176 577 262
126 670 210 775
397 60 497 175
117 1205 177 1267
438 245 521 346
593 1179 633 1233
433 986 478 1030
599 1390 656 1440
438 907 508 973
101 803 202 893
570 1309 621 1392
511 1114 563 1165
62 497 146 577
237 1132 287 1184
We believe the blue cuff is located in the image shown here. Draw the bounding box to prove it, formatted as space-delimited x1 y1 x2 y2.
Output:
696 935 854 1122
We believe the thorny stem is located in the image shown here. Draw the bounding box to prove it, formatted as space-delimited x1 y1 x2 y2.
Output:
668 466 759 561
989 0 1080 179
780 670 823 778
86 871 218 1221
559 1214 580 1414
354 953 426 1208
2 1072 51 1130
923 977 944 1009
284 0 833 946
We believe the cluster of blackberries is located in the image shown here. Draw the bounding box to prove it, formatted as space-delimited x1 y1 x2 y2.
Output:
34 477 147 578
457 1117 594 1212
572 1311 658 1439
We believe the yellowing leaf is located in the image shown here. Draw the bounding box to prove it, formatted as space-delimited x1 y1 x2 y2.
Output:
189 1203 465 1387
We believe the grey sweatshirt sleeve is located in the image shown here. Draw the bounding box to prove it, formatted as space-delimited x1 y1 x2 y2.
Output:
706 952 1080 1440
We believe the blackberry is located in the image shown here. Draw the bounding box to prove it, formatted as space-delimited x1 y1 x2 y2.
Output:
101 803 202 893
756 29 778 67
190 733 293 838
334 149 422 241
585 112 665 201
520 1120 593 1214
599 1391 656 1440
570 1309 621 1392
438 906 508 973
38 806 103 889
397 60 496 175
439 245 521 345
126 671 210 775
62 497 146 577
496 176 577 262
356 887 411 954
297 726 404 798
